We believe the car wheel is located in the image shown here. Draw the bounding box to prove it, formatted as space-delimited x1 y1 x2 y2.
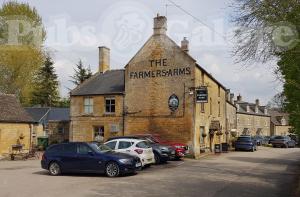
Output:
105 162 120 177
49 162 61 176
154 153 161 164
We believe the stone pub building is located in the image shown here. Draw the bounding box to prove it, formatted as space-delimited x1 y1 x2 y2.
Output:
70 15 231 158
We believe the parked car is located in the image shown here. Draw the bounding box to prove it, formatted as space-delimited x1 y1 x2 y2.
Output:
107 136 176 164
133 134 189 159
269 136 276 144
270 136 296 148
104 139 155 167
41 142 141 177
288 134 299 145
235 135 257 152
254 135 268 146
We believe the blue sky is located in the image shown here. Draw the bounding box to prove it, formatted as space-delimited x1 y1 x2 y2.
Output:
1 0 283 104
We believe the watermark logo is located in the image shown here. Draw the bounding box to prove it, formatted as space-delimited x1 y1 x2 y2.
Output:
271 22 299 50
0 15 44 49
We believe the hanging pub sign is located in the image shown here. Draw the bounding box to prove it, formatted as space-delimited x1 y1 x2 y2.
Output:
168 94 179 111
195 87 208 103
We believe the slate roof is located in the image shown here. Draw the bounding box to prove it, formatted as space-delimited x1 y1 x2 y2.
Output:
25 107 70 123
269 108 289 126
70 69 125 96
235 101 270 117
0 94 33 123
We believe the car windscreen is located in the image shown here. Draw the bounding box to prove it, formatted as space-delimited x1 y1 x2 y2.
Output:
136 141 151 148
237 137 252 141
89 143 112 153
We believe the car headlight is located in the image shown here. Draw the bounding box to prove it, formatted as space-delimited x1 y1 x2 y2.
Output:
119 159 132 165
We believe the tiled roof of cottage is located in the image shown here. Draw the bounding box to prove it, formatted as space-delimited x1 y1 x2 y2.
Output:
25 107 70 123
70 69 125 96
0 94 33 123
269 108 289 126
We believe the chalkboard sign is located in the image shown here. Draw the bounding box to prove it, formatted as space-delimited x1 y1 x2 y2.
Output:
196 87 208 103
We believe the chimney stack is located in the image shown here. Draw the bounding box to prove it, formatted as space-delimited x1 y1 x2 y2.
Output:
153 14 167 35
237 94 242 102
230 93 234 104
98 46 110 73
255 99 260 106
181 37 189 53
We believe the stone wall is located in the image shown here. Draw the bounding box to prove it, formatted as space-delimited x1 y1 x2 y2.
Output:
70 95 124 142
124 34 195 150
0 123 31 155
194 67 227 157
237 113 271 136
48 121 70 144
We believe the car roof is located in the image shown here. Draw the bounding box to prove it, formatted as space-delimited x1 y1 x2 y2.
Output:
106 138 147 143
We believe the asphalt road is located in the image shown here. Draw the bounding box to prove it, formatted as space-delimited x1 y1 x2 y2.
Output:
0 147 300 197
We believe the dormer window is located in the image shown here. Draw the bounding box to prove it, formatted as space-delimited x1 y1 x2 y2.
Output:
246 105 250 112
281 117 286 125
264 108 268 115
255 106 259 113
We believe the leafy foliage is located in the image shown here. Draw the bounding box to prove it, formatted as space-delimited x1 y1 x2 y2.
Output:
232 0 300 135
0 1 46 105
70 59 92 86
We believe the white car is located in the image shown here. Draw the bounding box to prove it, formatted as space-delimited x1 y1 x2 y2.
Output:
105 139 155 167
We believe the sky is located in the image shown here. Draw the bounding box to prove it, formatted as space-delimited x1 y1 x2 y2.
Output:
1 0 283 105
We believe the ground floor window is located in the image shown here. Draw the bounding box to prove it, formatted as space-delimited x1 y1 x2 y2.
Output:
94 126 104 142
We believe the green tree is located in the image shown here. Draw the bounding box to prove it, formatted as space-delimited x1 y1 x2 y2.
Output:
0 1 46 105
267 92 286 109
232 0 300 134
57 97 70 108
70 59 92 86
31 55 60 107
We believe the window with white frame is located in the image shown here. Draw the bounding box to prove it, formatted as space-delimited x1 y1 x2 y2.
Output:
84 97 93 114
105 97 115 113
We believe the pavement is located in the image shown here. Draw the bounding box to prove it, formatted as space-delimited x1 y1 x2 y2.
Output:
0 146 300 197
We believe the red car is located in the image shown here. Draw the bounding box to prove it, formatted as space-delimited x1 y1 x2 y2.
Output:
135 134 189 159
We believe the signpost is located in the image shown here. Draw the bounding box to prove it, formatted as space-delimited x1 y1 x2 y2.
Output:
195 87 208 103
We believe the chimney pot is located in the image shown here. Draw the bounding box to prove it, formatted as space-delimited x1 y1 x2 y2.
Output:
181 37 189 53
153 15 167 35
98 46 110 73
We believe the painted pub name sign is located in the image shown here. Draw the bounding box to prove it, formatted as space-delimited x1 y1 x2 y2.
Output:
129 58 191 79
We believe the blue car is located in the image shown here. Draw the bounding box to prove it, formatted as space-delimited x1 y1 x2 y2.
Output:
41 142 141 177
235 135 257 152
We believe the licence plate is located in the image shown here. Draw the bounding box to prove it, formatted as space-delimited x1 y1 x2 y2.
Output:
136 163 142 167
171 150 175 154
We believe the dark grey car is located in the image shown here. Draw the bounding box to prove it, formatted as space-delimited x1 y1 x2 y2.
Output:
270 136 296 148
107 136 176 164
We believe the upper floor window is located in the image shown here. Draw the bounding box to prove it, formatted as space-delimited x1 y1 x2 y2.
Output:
84 97 93 114
218 86 220 97
218 101 221 117
105 97 115 113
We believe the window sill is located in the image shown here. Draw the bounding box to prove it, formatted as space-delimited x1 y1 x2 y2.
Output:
104 113 116 117
82 113 94 117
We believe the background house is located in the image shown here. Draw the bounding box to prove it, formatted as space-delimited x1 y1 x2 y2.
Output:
235 95 271 136
25 107 70 146
269 108 292 136
0 94 33 155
